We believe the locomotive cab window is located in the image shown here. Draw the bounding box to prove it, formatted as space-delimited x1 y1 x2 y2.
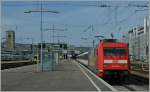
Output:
104 48 126 56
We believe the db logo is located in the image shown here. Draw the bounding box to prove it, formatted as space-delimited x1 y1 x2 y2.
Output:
113 60 118 63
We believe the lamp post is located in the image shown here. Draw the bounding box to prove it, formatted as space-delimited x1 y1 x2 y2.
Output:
26 37 34 61
148 1 150 64
43 27 66 44
24 2 59 71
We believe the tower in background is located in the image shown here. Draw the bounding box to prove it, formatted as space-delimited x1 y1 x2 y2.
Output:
6 30 15 49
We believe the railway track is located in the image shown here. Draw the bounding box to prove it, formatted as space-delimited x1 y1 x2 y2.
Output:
110 74 149 91
113 85 136 91
78 60 136 91
77 59 149 91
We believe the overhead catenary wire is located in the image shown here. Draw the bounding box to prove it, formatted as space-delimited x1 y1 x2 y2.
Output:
2 1 148 47
8 1 147 29
94 7 128 37
82 4 147 40
117 11 137 24
95 6 135 28
102 11 135 38
2 2 149 8
102 6 145 36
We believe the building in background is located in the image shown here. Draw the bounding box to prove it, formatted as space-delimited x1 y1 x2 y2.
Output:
6 30 15 50
123 17 149 62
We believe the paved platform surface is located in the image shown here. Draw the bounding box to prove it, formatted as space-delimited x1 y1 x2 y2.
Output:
2 59 114 91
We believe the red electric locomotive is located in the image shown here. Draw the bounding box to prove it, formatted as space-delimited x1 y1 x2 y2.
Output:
96 39 130 78
78 39 130 79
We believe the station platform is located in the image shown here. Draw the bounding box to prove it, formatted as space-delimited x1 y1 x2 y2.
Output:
1 59 116 91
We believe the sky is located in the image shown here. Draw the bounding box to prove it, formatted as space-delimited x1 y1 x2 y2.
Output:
1 1 149 47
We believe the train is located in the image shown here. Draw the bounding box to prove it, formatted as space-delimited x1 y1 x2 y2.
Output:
77 39 130 80
1 51 31 61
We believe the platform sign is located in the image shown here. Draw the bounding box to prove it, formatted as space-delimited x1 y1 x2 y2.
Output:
42 52 53 71
40 51 60 71
42 52 50 71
